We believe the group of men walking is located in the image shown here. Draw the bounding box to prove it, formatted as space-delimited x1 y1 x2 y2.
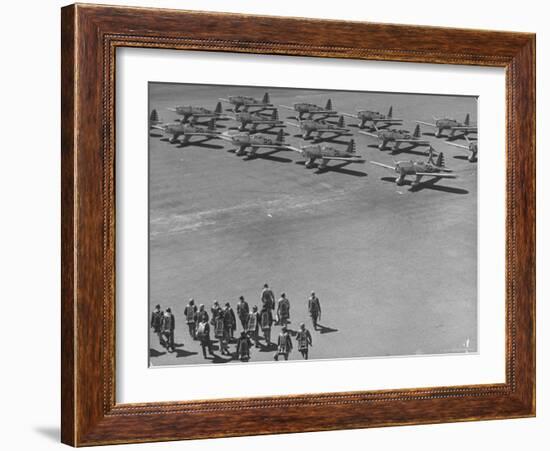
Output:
151 284 323 362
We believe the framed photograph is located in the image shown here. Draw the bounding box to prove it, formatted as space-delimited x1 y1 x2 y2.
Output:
61 3 536 446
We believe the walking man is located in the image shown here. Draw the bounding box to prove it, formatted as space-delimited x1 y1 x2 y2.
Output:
150 304 164 346
296 323 313 360
277 293 290 326
236 296 250 331
261 283 276 311
274 326 293 361
196 304 209 325
246 305 261 348
161 307 175 353
260 303 274 345
196 317 214 359
211 300 222 326
224 302 237 340
236 331 252 361
184 298 198 340
308 291 322 330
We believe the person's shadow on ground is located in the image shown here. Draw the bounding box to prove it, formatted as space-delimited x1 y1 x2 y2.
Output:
316 324 338 334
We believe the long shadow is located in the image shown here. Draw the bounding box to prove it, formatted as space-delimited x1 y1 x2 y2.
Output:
210 353 233 364
258 342 278 352
380 176 469 194
149 132 163 138
367 144 383 149
149 348 166 358
391 145 431 157
176 137 224 149
317 324 339 334
174 349 199 358
315 162 367 177
243 151 293 163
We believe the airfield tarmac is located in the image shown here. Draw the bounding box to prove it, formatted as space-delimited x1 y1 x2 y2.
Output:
148 82 478 366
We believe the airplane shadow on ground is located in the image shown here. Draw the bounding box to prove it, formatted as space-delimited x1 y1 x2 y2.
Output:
258 342 278 352
174 348 199 358
381 176 469 194
149 348 166 358
313 136 352 145
243 150 293 163
149 132 163 138
308 161 367 177
390 145 431 157
316 324 339 334
176 137 224 149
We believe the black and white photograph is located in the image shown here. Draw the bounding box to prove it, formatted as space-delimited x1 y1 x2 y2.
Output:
148 82 478 366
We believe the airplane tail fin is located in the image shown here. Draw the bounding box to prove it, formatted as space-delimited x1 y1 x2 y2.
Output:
276 128 284 143
150 109 159 123
388 106 393 118
413 124 421 138
263 92 270 104
272 109 279 120
436 152 445 167
337 115 345 127
465 113 470 126
326 99 332 110
214 101 222 114
347 139 356 153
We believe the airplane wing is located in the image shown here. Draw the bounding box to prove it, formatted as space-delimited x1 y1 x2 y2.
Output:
284 121 301 128
371 118 403 123
184 131 219 136
415 120 437 127
218 98 231 102
358 130 378 138
323 156 365 162
284 145 303 153
250 144 286 149
166 108 178 112
450 126 478 132
340 112 358 118
370 161 396 170
316 127 348 132
394 139 430 145
415 172 457 178
151 125 167 131
445 141 469 151
279 105 295 111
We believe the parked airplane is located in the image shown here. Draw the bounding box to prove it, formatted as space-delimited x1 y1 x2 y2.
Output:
167 101 224 123
416 113 477 138
342 106 403 129
359 124 431 151
287 139 364 169
285 116 349 140
370 152 456 188
279 99 337 120
151 118 218 144
228 109 284 131
445 137 478 162
219 92 273 112
217 129 289 156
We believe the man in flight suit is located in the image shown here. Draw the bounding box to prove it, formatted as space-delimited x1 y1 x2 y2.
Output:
161 307 175 353
274 326 293 361
296 322 313 360
308 291 322 330
150 304 164 346
236 296 249 331
184 298 198 340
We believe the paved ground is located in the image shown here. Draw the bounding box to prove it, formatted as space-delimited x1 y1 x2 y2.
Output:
148 82 478 366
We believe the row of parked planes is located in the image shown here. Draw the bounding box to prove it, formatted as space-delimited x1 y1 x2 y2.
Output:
149 92 478 188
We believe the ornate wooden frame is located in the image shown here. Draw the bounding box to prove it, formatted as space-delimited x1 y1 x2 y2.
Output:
61 3 536 446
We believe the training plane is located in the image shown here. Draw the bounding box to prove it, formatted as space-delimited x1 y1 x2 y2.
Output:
285 116 349 140
370 152 456 188
279 99 338 120
149 109 163 129
217 129 290 156
416 113 477 138
151 118 218 144
445 137 478 162
287 139 364 169
218 92 273 112
359 124 431 151
167 101 224 123
342 106 403 129
227 109 284 131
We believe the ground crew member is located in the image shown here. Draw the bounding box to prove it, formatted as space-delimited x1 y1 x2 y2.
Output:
210 300 222 326
150 304 164 346
196 317 213 359
236 296 249 331
274 326 293 361
196 304 209 325
184 298 198 340
277 293 290 326
161 307 175 353
236 331 252 361
260 304 274 345
224 302 237 340
296 322 313 360
261 283 276 311
308 291 322 330
246 305 261 347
